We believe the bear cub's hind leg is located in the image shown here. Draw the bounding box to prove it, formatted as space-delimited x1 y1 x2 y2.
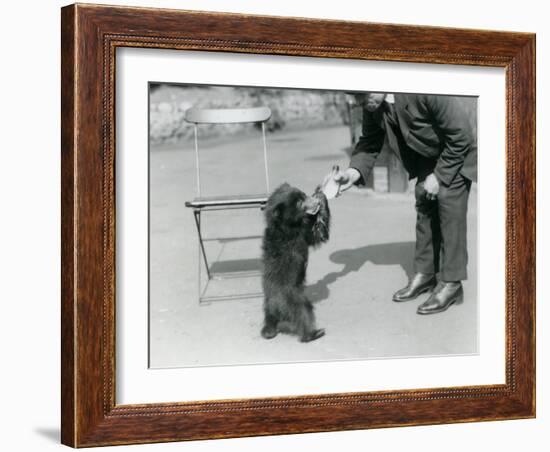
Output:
261 304 279 339
297 300 325 343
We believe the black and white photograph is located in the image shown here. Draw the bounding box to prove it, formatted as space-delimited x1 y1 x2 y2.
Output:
2 0 544 449
148 83 478 368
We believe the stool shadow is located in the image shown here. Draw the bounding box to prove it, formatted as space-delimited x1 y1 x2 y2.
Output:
306 241 415 303
209 258 262 274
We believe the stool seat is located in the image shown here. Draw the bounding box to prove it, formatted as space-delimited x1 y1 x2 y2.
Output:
185 194 268 209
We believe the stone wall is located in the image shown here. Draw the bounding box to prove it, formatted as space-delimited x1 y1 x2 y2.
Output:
149 85 349 144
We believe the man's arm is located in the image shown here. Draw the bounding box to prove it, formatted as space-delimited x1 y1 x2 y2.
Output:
424 95 475 186
348 108 386 185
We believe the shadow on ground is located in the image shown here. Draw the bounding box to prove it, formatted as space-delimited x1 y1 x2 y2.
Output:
34 427 59 443
304 145 354 162
307 241 415 303
208 241 415 305
210 258 262 274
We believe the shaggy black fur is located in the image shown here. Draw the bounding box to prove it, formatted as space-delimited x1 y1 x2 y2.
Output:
261 183 330 342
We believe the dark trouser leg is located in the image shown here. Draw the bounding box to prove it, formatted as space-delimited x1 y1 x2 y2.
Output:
437 174 471 281
414 180 441 275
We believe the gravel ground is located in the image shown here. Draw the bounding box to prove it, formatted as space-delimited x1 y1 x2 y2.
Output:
149 125 478 368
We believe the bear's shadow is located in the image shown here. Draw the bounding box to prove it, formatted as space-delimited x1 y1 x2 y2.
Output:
306 241 415 304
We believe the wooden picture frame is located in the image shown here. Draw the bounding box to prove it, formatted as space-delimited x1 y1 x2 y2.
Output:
61 3 535 447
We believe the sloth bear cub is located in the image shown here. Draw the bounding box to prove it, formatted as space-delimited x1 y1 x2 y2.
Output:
261 183 330 343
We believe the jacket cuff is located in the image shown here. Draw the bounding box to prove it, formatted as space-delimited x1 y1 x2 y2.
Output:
349 154 372 186
433 164 455 187
349 167 364 185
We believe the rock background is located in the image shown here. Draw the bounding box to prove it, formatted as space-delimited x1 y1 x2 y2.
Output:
149 84 350 144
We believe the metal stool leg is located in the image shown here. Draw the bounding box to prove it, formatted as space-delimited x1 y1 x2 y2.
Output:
193 209 211 280
193 208 213 304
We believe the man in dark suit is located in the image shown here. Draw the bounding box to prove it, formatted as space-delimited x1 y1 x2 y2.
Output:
335 92 477 315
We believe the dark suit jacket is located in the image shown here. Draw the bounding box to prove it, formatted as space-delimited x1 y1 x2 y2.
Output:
349 94 477 186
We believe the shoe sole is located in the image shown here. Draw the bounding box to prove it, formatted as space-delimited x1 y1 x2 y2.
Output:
392 284 436 302
417 293 464 315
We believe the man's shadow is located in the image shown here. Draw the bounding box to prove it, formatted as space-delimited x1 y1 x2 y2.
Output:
306 241 415 303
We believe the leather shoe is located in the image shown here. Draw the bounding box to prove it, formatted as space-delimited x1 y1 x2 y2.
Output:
417 282 463 315
392 273 437 302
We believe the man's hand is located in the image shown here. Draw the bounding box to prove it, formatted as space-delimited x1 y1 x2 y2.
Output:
423 173 440 200
334 168 361 196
